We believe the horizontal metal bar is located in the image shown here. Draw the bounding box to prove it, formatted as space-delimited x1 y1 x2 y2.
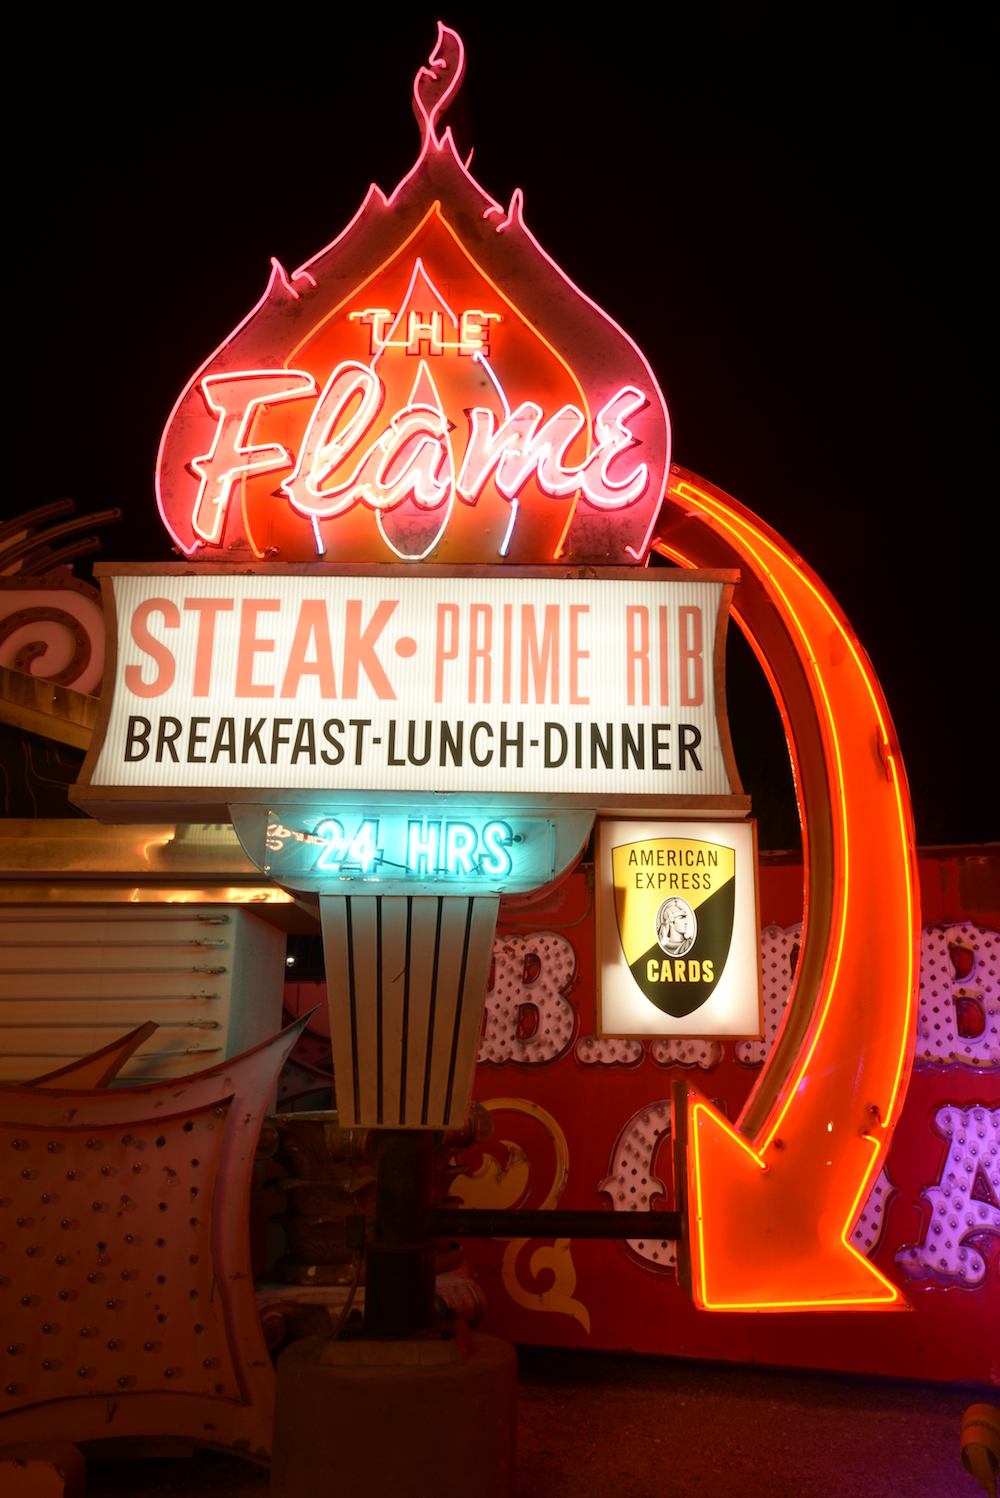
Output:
0 994 220 1003
0 915 231 924
430 1209 682 1240
0 967 228 975
0 1019 220 1030
6 1046 222 1061
0 940 228 949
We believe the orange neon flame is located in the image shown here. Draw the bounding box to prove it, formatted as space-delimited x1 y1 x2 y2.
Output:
659 471 917 1311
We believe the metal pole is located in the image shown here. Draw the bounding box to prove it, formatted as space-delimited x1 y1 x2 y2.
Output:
363 1129 437 1337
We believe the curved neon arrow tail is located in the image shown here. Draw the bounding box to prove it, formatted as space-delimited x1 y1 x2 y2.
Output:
664 477 918 1311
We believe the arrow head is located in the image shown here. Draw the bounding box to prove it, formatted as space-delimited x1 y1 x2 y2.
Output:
684 1090 907 1312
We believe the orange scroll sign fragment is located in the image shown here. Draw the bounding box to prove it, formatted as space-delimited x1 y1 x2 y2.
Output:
657 467 918 1311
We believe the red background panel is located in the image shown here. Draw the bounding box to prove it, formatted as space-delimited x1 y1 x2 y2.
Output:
454 855 999 1385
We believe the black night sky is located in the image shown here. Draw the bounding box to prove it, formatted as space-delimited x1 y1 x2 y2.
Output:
11 9 994 846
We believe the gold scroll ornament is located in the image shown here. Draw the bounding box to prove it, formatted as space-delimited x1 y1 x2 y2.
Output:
448 1096 591 1333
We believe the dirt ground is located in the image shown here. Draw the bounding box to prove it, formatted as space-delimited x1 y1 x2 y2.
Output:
79 1347 983 1498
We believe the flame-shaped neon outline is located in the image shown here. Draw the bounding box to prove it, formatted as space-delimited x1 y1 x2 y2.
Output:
156 24 669 562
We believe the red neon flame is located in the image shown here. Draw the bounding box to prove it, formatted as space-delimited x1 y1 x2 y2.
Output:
155 26 669 565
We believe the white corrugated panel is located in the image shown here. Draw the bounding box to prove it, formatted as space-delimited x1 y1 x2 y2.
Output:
0 904 285 1083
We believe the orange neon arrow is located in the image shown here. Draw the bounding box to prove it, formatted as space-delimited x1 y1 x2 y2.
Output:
656 469 918 1310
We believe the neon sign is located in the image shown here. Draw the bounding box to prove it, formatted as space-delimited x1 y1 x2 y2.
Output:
78 24 920 1312
227 806 590 898
659 468 918 1312
155 27 669 566
86 572 738 801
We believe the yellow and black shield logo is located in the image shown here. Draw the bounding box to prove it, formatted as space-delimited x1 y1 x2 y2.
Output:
612 837 736 1018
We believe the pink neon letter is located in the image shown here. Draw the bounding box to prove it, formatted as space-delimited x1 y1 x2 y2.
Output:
457 387 649 510
283 362 383 518
579 387 649 508
458 403 584 502
191 370 317 543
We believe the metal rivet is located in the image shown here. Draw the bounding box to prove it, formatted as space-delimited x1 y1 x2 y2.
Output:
107 1341 117 1350
119 1376 130 1386
157 1275 166 1285
106 1299 117 1309
124 1234 135 1244
66 1171 76 1181
20 1296 31 1306
43 1360 55 1370
121 1136 132 1145
80 1328 90 1338
189 1290 198 1299
183 1122 194 1133
59 1291 70 1301
41 1194 51 1204
61 1220 71 1229
143 1342 154 1351
165 1368 175 1378
86 1140 101 1150
203 1359 213 1368
16 1217 27 1226
132 1164 142 1174
7 1345 19 1355
158 1203 168 1212
12 1140 27 1150
56 1255 67 1265
101 1166 111 1177
42 1324 52 1334
87 1273 98 1283
156 1137 166 1148
121 1270 130 1280
25 1247 38 1257
194 1325 203 1334
21 1169 31 1180
92 1203 103 1212
77 1368 89 1378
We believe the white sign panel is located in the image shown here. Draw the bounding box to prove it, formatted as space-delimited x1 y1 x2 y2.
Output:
597 818 762 1037
91 573 735 797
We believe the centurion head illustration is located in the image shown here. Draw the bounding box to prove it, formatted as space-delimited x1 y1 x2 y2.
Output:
612 837 737 1019
156 23 670 567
